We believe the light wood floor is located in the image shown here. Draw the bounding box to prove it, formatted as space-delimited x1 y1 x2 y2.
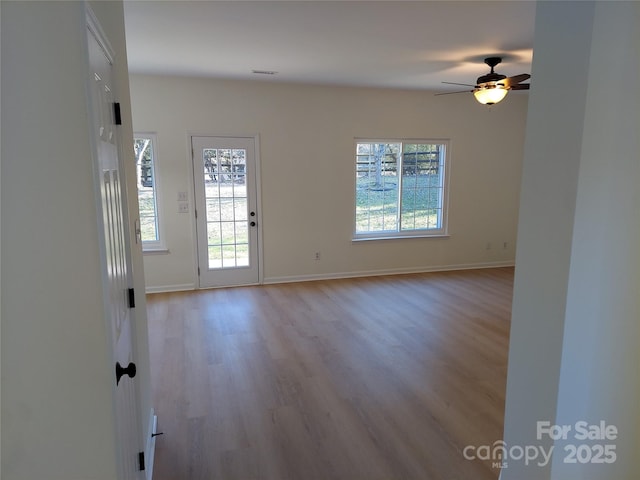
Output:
146 267 513 480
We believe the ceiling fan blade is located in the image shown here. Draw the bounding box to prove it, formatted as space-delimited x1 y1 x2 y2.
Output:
441 81 476 87
510 84 530 90
500 73 531 88
435 90 472 96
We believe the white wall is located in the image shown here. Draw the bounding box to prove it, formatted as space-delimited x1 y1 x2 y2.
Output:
501 3 594 477
502 2 640 479
1 1 152 478
551 1 640 478
129 75 528 291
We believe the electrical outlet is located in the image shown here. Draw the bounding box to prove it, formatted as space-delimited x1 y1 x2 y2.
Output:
503 241 508 250
177 191 188 201
178 201 189 213
314 251 321 260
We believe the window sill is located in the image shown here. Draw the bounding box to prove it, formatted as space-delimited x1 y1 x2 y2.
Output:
142 248 170 255
352 234 450 242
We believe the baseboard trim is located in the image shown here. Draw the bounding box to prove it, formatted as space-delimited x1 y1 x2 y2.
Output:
145 283 196 294
143 262 515 292
144 409 158 480
263 261 514 285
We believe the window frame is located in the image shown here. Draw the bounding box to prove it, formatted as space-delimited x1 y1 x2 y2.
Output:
133 132 165 252
353 138 450 241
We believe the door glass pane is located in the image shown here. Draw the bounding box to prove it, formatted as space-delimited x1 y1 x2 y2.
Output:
234 199 247 220
235 222 248 244
202 148 250 269
206 199 220 222
220 222 235 244
208 246 222 269
207 222 222 244
235 244 249 267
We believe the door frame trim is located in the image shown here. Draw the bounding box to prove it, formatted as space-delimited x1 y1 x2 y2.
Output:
187 133 264 288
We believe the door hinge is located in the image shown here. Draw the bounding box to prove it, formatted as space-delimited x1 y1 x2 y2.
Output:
128 288 135 308
198 267 200 276
138 451 145 471
194 208 198 219
113 102 122 125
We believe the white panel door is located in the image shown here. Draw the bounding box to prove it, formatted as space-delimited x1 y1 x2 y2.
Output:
192 136 260 288
87 17 143 480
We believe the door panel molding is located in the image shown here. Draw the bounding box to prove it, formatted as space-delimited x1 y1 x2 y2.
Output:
86 8 144 479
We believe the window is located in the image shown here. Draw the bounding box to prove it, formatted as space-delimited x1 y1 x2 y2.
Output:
355 140 449 239
133 133 162 250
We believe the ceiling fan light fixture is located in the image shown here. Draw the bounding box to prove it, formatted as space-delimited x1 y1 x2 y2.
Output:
473 85 508 105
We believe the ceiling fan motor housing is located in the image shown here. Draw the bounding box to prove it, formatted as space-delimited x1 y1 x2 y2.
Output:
477 57 506 85
477 72 507 85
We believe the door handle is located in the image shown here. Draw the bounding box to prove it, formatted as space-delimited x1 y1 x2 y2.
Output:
115 362 137 385
250 221 256 227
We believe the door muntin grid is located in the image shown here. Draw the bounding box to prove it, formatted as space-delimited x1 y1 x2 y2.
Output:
202 148 250 269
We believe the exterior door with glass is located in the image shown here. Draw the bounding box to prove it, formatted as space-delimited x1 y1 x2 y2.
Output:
192 136 260 288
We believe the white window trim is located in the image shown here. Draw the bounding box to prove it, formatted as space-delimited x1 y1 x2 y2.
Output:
353 138 451 241
134 132 166 252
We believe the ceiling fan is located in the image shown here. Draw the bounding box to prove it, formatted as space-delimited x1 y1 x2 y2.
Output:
437 57 530 105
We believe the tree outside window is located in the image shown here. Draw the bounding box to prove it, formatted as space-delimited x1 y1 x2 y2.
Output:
134 133 162 248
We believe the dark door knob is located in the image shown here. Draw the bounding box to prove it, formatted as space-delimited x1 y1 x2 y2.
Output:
250 221 256 227
115 362 137 385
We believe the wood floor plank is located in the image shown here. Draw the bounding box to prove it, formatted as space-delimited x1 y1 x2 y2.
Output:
147 267 513 479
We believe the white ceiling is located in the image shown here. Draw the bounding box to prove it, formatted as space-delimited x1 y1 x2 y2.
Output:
123 0 536 92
